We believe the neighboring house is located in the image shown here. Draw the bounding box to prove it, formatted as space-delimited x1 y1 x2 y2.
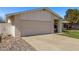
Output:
62 20 70 30
72 23 79 30
62 20 79 30
6 8 63 37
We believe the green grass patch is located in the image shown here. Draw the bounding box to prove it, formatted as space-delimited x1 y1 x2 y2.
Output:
61 30 79 39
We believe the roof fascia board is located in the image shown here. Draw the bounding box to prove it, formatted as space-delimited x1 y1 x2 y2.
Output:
6 7 63 19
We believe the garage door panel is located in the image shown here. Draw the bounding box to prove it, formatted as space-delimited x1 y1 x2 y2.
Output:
21 21 51 36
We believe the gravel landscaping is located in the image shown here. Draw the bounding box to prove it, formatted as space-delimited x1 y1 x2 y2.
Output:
0 34 36 51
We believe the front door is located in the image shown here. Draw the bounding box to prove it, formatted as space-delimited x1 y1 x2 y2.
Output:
54 20 58 33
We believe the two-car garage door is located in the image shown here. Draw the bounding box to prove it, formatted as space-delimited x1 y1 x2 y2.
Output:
21 20 51 36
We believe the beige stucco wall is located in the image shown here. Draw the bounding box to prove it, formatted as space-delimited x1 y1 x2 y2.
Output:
7 9 62 36
58 20 63 32
20 10 52 21
7 14 21 37
0 23 15 37
13 10 53 36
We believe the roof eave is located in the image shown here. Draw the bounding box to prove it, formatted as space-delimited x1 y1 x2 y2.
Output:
6 7 63 19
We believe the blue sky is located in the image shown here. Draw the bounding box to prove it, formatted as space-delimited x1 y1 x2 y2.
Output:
0 7 79 20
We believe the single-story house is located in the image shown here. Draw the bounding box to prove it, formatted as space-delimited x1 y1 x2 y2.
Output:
72 23 79 29
6 8 63 37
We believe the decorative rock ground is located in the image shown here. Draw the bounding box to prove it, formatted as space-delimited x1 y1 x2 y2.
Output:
0 34 36 51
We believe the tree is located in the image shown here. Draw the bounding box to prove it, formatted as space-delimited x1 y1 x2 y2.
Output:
64 9 79 28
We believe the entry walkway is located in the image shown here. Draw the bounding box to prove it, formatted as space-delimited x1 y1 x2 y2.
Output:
22 34 79 51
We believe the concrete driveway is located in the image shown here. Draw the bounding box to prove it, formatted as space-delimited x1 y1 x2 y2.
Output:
22 34 79 51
